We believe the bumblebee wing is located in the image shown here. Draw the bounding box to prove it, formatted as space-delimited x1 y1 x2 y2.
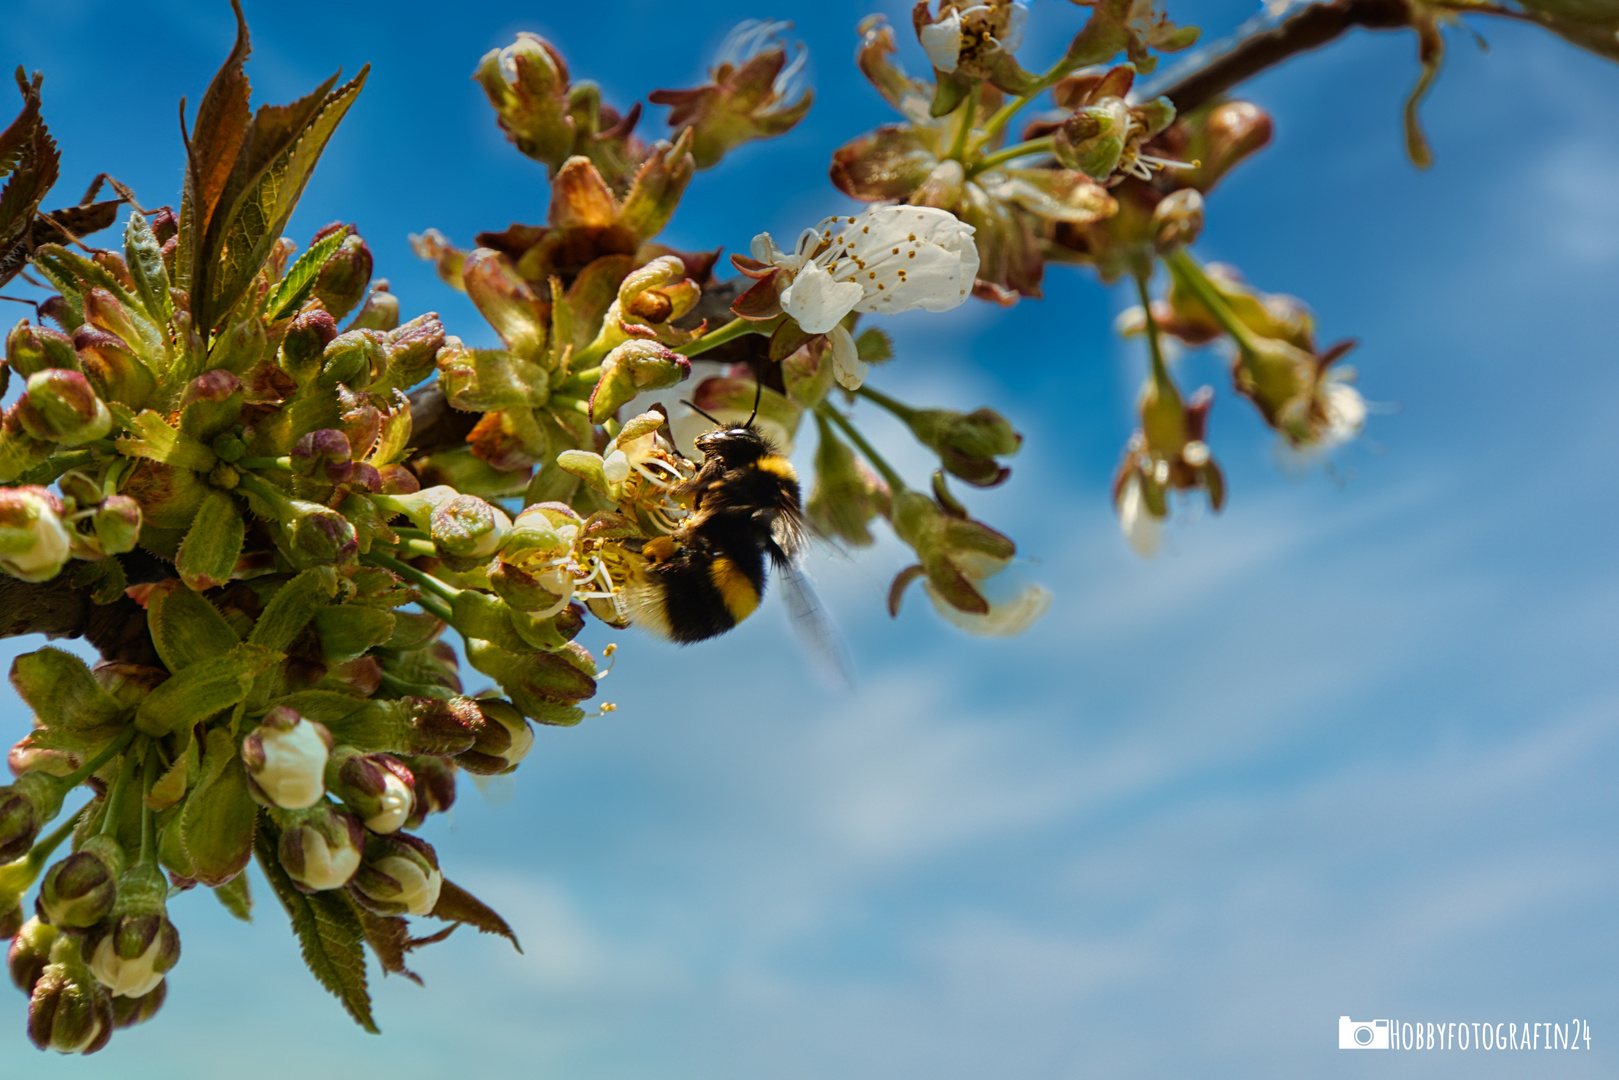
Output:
777 558 854 690
769 504 810 567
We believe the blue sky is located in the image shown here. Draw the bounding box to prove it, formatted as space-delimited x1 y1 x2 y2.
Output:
2 1 1617 1076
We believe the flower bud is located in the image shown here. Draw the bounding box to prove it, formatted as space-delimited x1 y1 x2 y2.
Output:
888 474 1018 619
0 771 66 862
90 495 142 557
324 750 414 834
243 708 333 810
109 979 164 1029
807 420 885 547
350 833 443 917
1053 98 1130 180
290 428 354 485
1152 188 1204 252
0 486 73 584
588 340 691 423
287 500 360 566
280 307 339 382
6 320 80 377
83 864 179 999
73 324 155 408
311 229 373 323
28 933 113 1054
277 803 364 892
401 756 456 830
93 662 168 709
902 405 1022 488
458 698 534 776
8 916 55 993
15 369 112 445
380 312 445 389
475 32 576 172
1 901 22 940
38 836 125 929
430 494 512 560
319 329 387 390
347 280 400 332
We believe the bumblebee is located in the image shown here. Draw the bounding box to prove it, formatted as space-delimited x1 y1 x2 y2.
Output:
623 416 806 643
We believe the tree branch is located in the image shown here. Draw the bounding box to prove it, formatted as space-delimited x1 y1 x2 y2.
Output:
1154 0 1413 114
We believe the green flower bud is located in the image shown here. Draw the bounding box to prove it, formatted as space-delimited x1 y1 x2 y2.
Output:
311 229 373 323
15 369 111 445
37 836 125 929
6 320 80 377
1054 98 1130 181
350 832 442 917
8 916 55 994
109 979 164 1029
83 864 179 999
28 933 113 1054
475 32 576 173
347 281 401 332
72 324 155 409
900 405 1022 488
279 308 339 383
430 494 512 560
290 428 354 485
319 329 387 390
90 496 142 557
588 340 691 423
888 473 1018 619
324 749 414 835
0 486 73 583
242 708 333 811
458 698 534 776
380 312 445 390
277 803 364 892
807 419 885 547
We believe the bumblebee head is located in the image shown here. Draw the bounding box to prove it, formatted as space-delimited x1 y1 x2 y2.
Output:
694 424 774 467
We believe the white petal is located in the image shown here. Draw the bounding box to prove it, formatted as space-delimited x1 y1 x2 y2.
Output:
1321 380 1366 447
925 568 1051 637
1118 475 1162 558
750 231 784 265
827 324 868 391
918 12 963 72
833 205 979 316
1000 3 1029 51
781 261 863 335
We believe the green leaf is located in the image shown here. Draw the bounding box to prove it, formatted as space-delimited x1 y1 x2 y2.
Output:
114 409 218 472
249 567 338 652
429 879 521 953
256 829 378 1032
194 66 369 332
177 489 245 591
213 871 253 923
312 605 396 666
180 726 258 887
124 211 175 327
177 0 252 291
134 642 281 736
265 227 348 321
148 580 241 671
72 557 127 605
355 908 425 986
9 647 125 730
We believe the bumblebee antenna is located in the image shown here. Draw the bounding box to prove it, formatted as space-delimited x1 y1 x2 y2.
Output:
680 399 725 427
745 377 762 427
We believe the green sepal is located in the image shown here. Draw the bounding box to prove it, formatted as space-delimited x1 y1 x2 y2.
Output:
312 605 396 666
254 828 378 1033
147 724 198 811
177 489 245 592
449 591 529 654
928 71 973 119
265 227 349 321
213 872 253 922
148 580 241 670
9 647 125 730
134 643 282 736
178 726 258 887
248 568 339 652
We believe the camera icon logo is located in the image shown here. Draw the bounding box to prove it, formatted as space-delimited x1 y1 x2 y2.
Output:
1339 1017 1390 1049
